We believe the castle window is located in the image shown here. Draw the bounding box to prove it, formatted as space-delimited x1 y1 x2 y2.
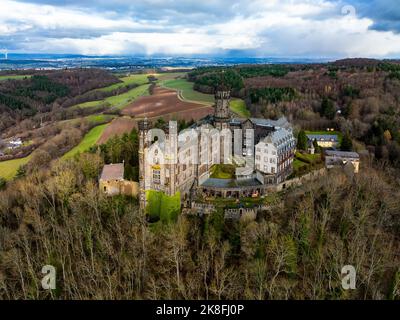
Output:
153 170 161 184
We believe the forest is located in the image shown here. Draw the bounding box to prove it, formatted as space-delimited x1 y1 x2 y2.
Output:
0 151 399 299
188 59 400 169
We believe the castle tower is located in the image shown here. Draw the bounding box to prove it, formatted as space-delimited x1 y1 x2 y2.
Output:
165 121 178 196
138 118 150 213
213 85 231 131
213 84 231 163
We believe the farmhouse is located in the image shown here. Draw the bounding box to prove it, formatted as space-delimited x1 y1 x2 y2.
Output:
138 86 296 210
307 134 339 148
324 150 360 173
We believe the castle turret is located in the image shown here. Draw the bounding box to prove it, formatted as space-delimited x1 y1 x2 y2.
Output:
138 118 150 213
165 120 178 196
213 85 231 131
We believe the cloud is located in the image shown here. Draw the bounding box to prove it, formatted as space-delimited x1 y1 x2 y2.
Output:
356 0 400 33
1 0 400 57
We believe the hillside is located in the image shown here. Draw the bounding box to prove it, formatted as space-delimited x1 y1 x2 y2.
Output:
188 60 400 169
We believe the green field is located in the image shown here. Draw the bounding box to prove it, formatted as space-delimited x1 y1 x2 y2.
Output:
71 83 150 111
97 74 154 92
62 114 116 127
0 75 31 81
161 78 215 105
0 155 32 180
230 98 250 118
161 78 250 117
62 124 108 159
156 72 187 81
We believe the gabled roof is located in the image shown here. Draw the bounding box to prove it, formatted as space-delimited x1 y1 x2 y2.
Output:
100 163 124 181
325 150 360 159
307 134 339 142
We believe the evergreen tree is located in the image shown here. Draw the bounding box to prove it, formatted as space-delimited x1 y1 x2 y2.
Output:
0 177 6 190
341 132 353 151
313 139 320 153
321 98 336 120
297 130 308 151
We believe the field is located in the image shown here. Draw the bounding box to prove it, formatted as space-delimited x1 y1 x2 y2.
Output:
0 155 32 180
161 78 214 105
0 75 31 81
97 117 136 145
62 124 108 159
122 86 213 121
97 74 154 92
230 99 250 118
71 84 150 110
161 78 249 117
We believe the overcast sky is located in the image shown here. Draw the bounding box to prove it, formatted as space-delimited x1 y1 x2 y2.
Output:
1 0 400 58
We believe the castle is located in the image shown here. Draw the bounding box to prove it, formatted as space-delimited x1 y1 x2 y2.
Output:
138 86 296 211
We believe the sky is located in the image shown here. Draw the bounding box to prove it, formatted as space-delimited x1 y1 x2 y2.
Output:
0 0 400 58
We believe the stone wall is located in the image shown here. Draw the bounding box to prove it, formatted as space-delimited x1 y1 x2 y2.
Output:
270 168 327 192
100 180 139 197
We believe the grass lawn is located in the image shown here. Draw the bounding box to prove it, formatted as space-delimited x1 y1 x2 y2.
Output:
0 75 31 81
97 74 155 92
146 190 181 223
293 158 309 170
63 114 116 126
62 124 108 159
210 164 236 179
70 83 150 111
293 152 324 177
106 84 150 109
230 98 250 118
157 72 187 81
0 155 32 180
161 78 215 105
295 152 322 163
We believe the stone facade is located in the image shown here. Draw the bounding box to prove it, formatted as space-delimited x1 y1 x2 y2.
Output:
138 89 296 211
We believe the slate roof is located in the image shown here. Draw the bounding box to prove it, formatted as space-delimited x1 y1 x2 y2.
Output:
100 163 124 181
325 150 360 159
200 177 263 189
307 134 339 142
